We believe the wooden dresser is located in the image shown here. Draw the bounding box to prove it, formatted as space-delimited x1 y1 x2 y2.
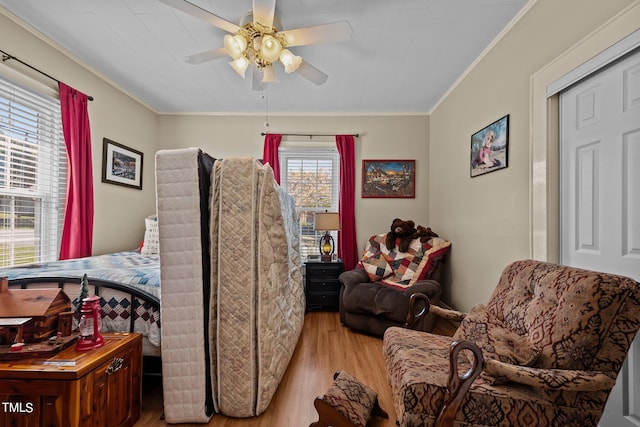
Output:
0 333 142 427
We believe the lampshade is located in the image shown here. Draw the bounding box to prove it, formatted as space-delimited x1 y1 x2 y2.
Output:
223 34 247 60
279 49 302 73
314 212 340 231
229 57 249 78
260 35 283 62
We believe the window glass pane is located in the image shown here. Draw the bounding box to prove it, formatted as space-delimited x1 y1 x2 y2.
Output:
0 78 65 267
279 147 339 260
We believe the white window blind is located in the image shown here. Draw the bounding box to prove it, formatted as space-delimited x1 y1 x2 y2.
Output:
0 77 66 267
279 147 339 260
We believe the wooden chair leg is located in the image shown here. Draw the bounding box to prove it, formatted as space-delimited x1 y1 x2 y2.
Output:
310 397 357 427
371 398 389 419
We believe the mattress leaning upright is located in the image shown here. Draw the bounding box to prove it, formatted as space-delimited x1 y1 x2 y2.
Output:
156 153 304 421
156 148 216 423
211 158 305 417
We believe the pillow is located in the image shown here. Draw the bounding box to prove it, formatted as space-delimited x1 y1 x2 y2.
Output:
454 305 539 369
360 251 394 281
140 214 159 255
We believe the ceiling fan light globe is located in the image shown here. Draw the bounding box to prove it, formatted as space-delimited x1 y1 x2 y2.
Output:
224 34 247 59
280 49 302 73
260 35 282 62
229 57 249 78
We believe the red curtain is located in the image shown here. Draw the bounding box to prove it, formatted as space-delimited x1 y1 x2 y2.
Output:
58 82 94 260
262 133 282 184
336 135 358 270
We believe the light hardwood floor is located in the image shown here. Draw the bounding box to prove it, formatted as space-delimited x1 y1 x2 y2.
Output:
135 312 456 427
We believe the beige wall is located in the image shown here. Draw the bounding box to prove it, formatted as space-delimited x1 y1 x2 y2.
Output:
7 0 635 308
1 7 430 260
429 0 638 310
158 114 430 256
0 10 159 255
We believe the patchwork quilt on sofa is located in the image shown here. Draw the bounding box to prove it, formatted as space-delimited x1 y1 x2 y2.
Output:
359 233 451 288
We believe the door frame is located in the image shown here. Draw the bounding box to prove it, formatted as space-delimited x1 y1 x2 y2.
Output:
530 0 640 262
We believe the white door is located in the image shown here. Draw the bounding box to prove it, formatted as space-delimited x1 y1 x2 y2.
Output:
560 49 640 427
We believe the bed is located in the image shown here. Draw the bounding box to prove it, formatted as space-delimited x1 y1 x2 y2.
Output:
1 150 305 422
0 250 161 356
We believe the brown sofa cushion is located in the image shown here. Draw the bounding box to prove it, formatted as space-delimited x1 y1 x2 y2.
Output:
384 327 609 427
341 276 441 324
485 260 640 371
453 305 540 369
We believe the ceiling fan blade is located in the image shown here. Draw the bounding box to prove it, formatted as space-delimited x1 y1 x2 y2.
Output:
295 61 328 85
280 21 352 47
184 47 227 64
252 0 276 29
160 0 241 34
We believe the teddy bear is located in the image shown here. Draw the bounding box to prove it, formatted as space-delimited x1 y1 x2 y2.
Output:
385 218 417 253
413 225 439 243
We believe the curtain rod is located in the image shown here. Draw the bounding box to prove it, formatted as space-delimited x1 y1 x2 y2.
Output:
260 132 359 138
1 49 94 101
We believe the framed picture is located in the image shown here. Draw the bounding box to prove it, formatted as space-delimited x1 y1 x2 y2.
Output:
101 138 143 190
362 159 415 198
470 114 509 177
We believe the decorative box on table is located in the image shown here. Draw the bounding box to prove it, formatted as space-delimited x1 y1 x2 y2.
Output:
0 285 72 344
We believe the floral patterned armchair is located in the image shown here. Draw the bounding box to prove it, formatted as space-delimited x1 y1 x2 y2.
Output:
383 260 640 427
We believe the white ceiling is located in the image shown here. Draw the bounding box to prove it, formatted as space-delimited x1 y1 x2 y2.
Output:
0 0 528 114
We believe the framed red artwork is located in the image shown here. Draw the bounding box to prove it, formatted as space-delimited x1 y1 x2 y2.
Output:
362 159 415 198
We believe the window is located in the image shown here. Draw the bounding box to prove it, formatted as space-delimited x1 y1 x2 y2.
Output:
0 77 66 267
279 147 339 260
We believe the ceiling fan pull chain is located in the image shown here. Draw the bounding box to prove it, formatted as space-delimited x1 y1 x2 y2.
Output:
263 87 270 128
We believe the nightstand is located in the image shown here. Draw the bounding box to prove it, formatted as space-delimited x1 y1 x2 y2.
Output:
305 261 344 312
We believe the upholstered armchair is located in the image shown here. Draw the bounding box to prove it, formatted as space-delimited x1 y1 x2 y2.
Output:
339 233 451 337
383 260 640 427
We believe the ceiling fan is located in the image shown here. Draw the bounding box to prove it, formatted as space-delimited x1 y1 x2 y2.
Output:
160 0 352 88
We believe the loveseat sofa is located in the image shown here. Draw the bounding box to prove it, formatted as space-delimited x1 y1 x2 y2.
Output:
383 260 640 426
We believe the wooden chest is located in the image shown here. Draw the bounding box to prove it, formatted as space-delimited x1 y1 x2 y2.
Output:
0 333 142 427
0 288 72 343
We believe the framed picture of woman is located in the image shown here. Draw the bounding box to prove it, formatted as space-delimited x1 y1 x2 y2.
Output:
470 115 509 177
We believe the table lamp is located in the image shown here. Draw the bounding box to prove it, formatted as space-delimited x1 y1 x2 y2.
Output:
314 212 340 262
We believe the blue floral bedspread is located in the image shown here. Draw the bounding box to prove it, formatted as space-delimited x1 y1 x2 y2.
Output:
1 250 160 299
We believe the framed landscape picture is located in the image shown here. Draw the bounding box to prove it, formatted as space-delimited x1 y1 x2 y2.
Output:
362 159 415 198
102 138 143 190
470 114 509 177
